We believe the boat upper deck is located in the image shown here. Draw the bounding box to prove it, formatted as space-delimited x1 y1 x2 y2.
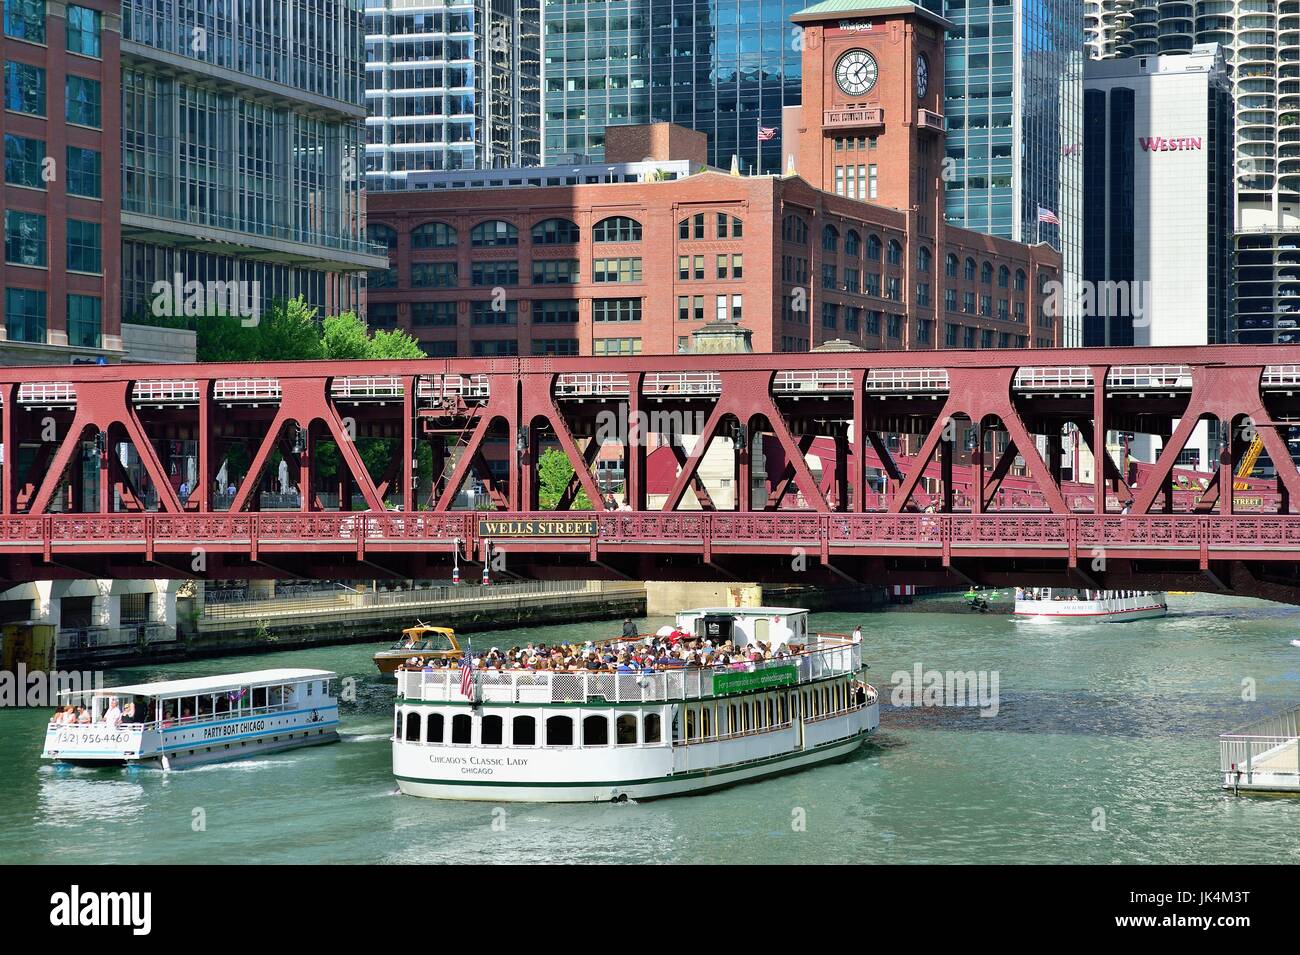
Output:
397 636 861 706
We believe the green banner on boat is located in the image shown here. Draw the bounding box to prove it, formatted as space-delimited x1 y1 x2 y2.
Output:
713 665 799 696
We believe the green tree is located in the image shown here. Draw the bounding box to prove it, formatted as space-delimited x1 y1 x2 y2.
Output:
537 448 593 510
321 312 372 360
257 297 325 361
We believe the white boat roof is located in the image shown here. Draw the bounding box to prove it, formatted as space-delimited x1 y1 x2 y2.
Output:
62 669 336 700
679 607 808 617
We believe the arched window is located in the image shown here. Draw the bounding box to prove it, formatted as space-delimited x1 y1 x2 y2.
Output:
1014 268 1027 291
481 714 503 746
822 224 839 252
531 217 579 245
946 253 959 277
917 246 932 273
452 713 472 744
964 257 977 281
981 261 994 284
844 229 861 258
546 715 574 746
404 711 421 742
512 715 536 746
426 712 444 743
616 714 638 745
583 715 609 746
998 265 1010 288
716 214 743 238
593 215 643 242
887 239 902 265
470 219 518 247
411 221 457 249
678 212 706 240
866 233 882 261
366 223 397 250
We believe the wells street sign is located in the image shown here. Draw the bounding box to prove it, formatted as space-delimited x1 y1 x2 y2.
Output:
477 518 598 537
713 665 799 696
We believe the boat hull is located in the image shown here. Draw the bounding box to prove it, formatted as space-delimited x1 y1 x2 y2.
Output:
394 703 878 803
53 727 339 769
1014 605 1167 623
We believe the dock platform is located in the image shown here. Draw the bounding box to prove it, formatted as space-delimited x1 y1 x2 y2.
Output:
1221 703 1300 794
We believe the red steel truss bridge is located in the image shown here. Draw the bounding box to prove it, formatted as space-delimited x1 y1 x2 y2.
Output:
5 346 1300 601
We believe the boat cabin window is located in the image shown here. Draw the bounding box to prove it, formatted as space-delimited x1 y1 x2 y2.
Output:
754 618 769 643
252 687 267 708
481 715 503 746
513 715 536 746
616 714 637 745
405 711 421 742
644 713 662 743
583 715 609 746
426 713 444 743
546 715 573 747
452 713 472 745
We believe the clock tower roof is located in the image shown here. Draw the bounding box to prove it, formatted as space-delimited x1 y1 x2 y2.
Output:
791 0 953 31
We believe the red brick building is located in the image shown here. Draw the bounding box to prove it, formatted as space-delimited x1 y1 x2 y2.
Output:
366 2 1060 357
1 1 120 362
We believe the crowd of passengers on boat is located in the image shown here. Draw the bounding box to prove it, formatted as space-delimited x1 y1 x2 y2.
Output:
46 684 301 729
395 622 861 676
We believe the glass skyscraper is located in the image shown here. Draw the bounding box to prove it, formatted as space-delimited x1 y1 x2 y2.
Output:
925 0 1083 344
118 0 386 319
541 0 804 172
365 0 541 188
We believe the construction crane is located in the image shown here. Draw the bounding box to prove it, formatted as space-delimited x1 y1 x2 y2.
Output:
1233 433 1265 491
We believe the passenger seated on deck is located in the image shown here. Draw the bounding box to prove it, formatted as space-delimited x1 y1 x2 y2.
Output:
102 697 123 727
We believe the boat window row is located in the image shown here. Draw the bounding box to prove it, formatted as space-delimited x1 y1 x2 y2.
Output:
51 679 331 729
398 708 664 748
396 679 863 748
678 679 856 742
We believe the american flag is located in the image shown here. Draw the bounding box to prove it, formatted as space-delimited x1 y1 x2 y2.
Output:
459 653 474 699
757 126 778 142
1036 206 1061 226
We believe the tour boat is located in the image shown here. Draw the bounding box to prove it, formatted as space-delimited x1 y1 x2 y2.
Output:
1013 588 1168 623
43 669 339 769
391 607 878 802
373 624 462 675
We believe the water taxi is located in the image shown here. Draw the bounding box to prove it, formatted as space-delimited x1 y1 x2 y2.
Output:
1014 588 1168 623
373 624 462 676
43 669 339 769
391 607 878 802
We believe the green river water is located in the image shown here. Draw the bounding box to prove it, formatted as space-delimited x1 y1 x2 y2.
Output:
1 592 1298 864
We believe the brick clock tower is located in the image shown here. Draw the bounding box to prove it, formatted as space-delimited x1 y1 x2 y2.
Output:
789 2 951 239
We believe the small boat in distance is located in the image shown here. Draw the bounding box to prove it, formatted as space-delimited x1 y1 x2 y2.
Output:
373 624 462 676
43 669 339 769
1014 588 1168 623
392 606 878 802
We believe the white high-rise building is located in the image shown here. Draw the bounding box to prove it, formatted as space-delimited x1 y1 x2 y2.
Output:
1109 1 1300 346
1084 0 1135 60
364 0 541 190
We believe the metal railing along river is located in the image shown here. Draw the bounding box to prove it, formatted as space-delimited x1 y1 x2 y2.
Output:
201 579 636 620
1220 702 1300 788
397 638 861 705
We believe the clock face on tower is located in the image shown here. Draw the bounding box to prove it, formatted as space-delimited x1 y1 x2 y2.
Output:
916 53 930 98
834 49 878 97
